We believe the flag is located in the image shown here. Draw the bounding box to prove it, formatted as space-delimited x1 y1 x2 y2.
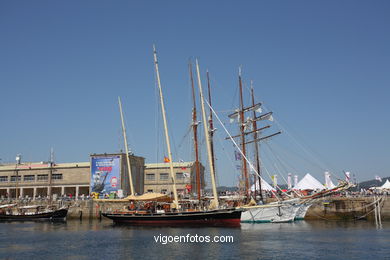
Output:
234 151 242 161
375 175 382 182
287 173 292 189
345 171 351 182
164 156 170 163
271 175 277 188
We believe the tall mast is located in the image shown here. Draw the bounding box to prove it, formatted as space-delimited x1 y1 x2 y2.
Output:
206 71 216 174
189 62 201 201
251 84 263 202
48 148 54 204
239 68 250 200
195 59 219 208
153 46 179 208
118 96 135 196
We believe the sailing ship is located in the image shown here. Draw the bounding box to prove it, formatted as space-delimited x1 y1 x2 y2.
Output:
102 47 242 226
0 152 69 221
0 204 68 221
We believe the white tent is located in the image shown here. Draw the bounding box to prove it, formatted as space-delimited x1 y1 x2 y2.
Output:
251 178 276 191
293 173 325 190
324 171 336 189
380 179 390 189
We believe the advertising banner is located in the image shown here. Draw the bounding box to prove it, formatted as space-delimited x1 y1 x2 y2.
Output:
90 156 121 194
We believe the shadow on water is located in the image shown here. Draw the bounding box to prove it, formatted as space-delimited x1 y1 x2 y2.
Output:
0 220 389 259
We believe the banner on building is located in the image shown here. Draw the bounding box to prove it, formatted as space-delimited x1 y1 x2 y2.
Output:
90 156 121 194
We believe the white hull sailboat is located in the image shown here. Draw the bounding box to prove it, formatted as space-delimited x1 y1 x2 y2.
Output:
241 203 300 223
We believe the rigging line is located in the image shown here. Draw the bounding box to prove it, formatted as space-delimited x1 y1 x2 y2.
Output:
264 141 301 174
262 105 340 177
271 138 325 173
249 88 332 173
176 124 192 151
262 144 302 197
204 98 285 200
214 127 241 187
264 141 297 184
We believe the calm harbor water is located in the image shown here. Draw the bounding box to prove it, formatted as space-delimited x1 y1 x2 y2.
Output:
0 219 389 259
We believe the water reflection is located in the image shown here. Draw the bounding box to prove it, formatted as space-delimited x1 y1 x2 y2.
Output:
0 220 389 259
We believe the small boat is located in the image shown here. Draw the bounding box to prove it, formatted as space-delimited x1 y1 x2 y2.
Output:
0 204 68 221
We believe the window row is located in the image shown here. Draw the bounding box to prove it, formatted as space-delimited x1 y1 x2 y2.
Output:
146 189 185 194
0 174 63 182
145 172 188 181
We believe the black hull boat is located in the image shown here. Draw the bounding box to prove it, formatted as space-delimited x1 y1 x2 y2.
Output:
0 206 68 221
103 208 242 226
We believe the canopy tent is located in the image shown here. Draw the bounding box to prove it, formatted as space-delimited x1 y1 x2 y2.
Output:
251 177 276 191
293 173 325 190
324 172 336 189
380 179 390 189
94 192 172 202
125 193 171 202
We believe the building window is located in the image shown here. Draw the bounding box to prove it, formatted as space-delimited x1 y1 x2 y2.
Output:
23 175 35 182
52 174 63 180
146 173 155 181
147 189 153 193
0 176 8 182
161 189 167 194
37 174 49 181
160 173 169 180
10 176 21 182
176 172 184 180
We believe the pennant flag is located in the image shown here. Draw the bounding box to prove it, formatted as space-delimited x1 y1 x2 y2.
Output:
287 173 292 189
345 171 351 182
163 156 170 163
234 151 242 161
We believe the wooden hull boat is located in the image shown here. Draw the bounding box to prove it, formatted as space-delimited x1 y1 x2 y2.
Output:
0 206 68 221
103 208 242 226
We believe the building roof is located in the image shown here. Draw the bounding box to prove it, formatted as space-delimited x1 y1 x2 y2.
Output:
0 162 90 171
145 162 194 169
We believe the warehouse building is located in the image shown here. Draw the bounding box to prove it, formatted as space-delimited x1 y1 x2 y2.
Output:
0 153 203 199
144 161 205 196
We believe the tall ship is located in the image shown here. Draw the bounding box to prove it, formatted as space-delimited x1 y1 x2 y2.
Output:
102 47 242 226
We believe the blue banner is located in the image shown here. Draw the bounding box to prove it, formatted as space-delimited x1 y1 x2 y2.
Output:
90 156 121 194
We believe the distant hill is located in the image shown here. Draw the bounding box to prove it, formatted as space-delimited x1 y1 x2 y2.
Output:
356 177 390 190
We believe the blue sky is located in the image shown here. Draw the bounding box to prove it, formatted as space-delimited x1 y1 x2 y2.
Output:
0 1 389 186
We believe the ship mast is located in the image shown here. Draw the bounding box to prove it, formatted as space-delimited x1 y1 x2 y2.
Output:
206 71 216 174
48 148 54 204
189 62 201 201
118 96 135 196
153 46 179 208
250 84 263 202
195 60 219 209
238 68 250 201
